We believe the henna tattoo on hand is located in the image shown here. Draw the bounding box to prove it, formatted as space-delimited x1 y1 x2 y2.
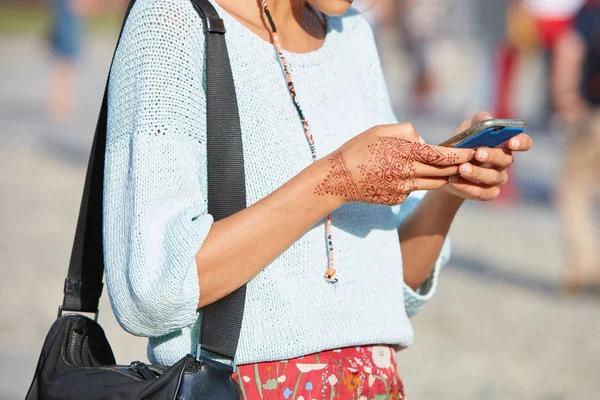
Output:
315 137 460 205
314 149 361 201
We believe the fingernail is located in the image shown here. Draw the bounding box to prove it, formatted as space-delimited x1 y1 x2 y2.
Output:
449 175 459 183
510 139 520 149
482 112 492 119
478 149 488 160
461 164 472 174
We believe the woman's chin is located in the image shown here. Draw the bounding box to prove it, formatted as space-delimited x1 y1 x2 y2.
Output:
309 0 353 16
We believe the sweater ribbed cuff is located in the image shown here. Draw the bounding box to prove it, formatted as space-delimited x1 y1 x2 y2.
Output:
403 235 451 318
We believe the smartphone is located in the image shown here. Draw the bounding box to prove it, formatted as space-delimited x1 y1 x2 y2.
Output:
438 119 527 149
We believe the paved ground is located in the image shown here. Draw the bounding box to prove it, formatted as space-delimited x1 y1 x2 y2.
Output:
1 34 599 400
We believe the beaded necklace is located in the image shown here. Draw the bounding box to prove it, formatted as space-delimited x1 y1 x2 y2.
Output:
261 0 338 284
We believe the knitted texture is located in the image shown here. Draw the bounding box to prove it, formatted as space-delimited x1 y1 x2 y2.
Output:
104 0 451 366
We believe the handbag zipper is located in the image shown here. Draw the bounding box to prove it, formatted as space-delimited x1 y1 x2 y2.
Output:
147 365 166 375
68 330 82 364
130 361 159 380
65 323 163 381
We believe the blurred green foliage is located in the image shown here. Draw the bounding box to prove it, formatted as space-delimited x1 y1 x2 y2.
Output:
0 4 121 36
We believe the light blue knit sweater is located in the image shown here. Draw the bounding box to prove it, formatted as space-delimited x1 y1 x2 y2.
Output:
104 0 451 366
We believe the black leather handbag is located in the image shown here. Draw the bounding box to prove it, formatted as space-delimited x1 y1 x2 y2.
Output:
26 0 248 398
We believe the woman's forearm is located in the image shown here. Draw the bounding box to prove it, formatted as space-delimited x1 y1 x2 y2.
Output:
196 158 341 308
399 189 464 290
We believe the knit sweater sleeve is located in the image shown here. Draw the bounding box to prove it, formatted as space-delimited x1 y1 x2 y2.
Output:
359 14 451 318
103 0 210 337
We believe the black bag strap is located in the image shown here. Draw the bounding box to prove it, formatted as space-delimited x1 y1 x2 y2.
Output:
61 0 247 361
190 0 248 361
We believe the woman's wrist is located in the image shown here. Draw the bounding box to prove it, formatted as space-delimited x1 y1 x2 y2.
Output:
436 186 466 212
300 156 346 214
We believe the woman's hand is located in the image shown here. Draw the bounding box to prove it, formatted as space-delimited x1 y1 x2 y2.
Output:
444 112 533 201
314 123 475 206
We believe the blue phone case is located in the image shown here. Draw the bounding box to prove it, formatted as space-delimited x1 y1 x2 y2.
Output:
453 126 525 149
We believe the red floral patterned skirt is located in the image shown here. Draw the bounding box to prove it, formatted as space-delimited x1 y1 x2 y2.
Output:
232 346 404 400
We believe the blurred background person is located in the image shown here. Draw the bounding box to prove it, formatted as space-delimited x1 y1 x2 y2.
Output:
47 0 89 123
553 0 600 292
492 0 585 204
362 0 443 114
396 0 443 114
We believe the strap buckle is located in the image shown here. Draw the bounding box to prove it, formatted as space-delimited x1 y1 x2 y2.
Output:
196 344 237 371
57 305 99 322
204 16 226 34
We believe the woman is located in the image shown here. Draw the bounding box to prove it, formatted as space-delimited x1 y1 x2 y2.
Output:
104 0 532 398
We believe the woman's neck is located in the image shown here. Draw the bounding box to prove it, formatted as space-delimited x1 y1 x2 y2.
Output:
215 0 326 53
